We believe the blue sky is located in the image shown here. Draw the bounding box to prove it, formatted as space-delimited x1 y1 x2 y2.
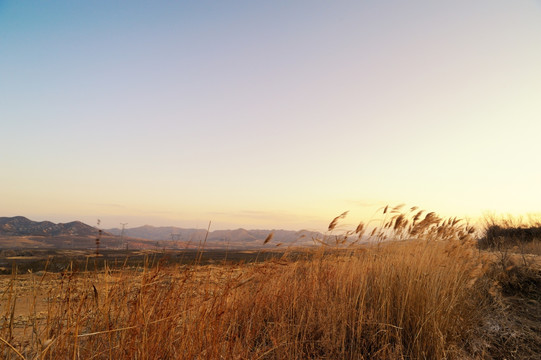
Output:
1 1 541 230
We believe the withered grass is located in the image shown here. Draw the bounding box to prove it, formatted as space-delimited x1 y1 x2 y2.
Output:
1 207 535 359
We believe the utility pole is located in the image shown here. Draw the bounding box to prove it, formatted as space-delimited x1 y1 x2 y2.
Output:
120 223 128 250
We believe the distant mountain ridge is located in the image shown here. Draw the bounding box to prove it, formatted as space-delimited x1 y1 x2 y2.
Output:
106 225 206 241
106 225 322 247
0 216 106 237
0 216 323 249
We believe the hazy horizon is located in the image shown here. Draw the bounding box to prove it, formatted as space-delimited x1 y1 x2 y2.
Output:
2 1 540 231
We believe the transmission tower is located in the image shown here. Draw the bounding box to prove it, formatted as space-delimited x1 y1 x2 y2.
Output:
95 219 101 256
120 223 128 250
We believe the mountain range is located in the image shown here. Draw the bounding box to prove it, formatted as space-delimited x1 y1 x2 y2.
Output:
106 225 322 248
0 216 323 249
0 216 107 237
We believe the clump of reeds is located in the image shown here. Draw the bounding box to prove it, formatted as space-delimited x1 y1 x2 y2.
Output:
317 204 476 246
1 206 496 359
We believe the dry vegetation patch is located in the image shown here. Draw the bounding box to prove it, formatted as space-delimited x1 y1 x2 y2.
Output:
2 208 540 359
1 239 497 359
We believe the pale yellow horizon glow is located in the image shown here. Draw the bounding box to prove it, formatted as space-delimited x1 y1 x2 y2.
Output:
1 1 540 231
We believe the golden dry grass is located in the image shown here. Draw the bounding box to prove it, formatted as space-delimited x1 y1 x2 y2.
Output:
1 207 538 359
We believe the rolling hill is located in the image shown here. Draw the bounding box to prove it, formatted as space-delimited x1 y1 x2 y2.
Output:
0 216 107 237
0 217 324 249
105 225 323 248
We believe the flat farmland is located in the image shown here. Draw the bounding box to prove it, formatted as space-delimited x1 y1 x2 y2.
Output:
0 248 291 275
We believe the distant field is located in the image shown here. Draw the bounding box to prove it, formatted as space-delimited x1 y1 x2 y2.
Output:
0 248 293 275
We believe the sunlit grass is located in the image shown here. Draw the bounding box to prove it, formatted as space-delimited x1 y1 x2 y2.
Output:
1 207 539 359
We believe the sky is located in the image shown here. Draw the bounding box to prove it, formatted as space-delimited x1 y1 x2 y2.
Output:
1 0 541 231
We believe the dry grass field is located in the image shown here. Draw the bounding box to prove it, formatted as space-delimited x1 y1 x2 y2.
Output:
1 207 540 359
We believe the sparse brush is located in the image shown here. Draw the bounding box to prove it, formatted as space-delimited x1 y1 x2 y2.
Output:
479 213 541 255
